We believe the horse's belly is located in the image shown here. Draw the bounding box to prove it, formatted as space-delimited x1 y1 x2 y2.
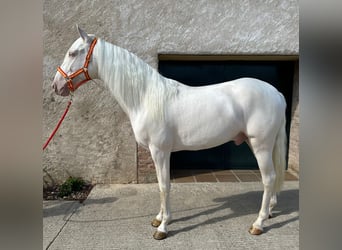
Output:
172 129 238 151
171 113 243 151
169 90 244 151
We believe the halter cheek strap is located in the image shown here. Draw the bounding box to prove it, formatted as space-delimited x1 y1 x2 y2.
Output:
57 37 97 92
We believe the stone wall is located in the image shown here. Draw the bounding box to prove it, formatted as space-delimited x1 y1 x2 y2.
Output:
43 0 299 186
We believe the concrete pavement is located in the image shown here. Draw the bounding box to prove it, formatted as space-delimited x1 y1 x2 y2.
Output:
43 181 299 249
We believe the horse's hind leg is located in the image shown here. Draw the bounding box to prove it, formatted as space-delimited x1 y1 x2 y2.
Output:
246 139 278 219
248 140 276 235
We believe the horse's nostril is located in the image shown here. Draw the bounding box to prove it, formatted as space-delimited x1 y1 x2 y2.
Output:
51 83 57 90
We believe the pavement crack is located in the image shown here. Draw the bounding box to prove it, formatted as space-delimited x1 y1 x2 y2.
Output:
46 203 79 250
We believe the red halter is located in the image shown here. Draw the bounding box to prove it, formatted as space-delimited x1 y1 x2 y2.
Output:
57 38 98 92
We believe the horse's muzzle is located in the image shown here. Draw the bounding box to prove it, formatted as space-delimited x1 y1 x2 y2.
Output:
52 81 70 96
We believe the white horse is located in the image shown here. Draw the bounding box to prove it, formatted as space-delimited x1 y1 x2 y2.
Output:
51 26 287 240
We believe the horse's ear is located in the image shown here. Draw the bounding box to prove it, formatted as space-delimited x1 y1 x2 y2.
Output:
76 24 90 43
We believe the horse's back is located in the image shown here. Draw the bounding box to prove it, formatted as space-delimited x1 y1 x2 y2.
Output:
201 77 285 118
228 77 285 109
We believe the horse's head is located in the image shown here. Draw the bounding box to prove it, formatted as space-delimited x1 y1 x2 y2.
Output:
51 25 97 96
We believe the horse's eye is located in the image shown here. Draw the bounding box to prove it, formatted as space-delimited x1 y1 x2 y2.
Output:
68 51 77 57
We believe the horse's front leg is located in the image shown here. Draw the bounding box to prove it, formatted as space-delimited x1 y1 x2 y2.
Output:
149 145 171 240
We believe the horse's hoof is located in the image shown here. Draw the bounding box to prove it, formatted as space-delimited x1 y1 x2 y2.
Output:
249 226 263 235
151 218 162 227
153 230 167 240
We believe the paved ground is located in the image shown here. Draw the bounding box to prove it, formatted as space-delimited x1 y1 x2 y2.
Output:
43 181 299 249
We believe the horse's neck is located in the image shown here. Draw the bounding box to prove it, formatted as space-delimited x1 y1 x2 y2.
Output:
94 39 179 120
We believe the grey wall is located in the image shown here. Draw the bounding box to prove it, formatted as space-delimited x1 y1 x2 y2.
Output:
43 0 299 186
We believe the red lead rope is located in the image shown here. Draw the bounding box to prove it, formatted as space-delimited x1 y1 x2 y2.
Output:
43 98 73 150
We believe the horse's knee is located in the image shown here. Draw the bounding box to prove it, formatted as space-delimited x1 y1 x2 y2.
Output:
159 182 170 192
261 171 276 188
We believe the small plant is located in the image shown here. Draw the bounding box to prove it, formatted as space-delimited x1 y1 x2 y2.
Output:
58 176 85 197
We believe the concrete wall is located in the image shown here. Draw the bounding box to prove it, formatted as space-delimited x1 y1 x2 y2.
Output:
43 0 299 186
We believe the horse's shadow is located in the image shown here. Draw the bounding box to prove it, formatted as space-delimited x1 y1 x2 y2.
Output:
167 189 299 238
43 197 118 218
43 188 298 236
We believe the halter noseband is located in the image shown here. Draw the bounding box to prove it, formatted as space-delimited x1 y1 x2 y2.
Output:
57 37 98 92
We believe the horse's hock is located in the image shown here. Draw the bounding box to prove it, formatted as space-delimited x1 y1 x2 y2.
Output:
43 0 299 186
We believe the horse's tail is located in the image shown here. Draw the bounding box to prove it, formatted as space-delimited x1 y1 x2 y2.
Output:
272 101 287 193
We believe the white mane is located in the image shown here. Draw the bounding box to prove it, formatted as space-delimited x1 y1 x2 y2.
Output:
94 39 179 120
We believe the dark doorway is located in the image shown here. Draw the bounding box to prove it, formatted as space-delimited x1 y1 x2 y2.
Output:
158 56 295 170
